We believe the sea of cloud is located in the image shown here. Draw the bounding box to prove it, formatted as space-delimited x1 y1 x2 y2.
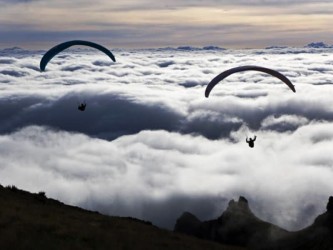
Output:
0 46 332 230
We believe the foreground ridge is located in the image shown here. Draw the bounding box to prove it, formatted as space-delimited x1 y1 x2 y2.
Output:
0 184 245 250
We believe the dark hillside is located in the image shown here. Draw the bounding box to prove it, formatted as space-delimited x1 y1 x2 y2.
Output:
0 184 246 250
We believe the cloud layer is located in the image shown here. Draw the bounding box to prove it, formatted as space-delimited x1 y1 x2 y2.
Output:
0 47 333 230
1 47 333 139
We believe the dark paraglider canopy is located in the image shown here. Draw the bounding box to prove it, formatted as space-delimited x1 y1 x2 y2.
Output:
40 40 116 71
205 65 296 97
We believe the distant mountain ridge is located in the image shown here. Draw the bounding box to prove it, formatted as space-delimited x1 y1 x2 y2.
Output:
305 42 333 48
174 196 333 250
1 42 333 54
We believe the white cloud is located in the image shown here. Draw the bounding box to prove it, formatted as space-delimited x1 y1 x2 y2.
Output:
0 124 332 230
261 114 309 131
0 47 333 230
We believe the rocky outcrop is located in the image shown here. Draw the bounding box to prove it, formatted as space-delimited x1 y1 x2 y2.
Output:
265 196 333 250
174 196 333 250
327 196 333 212
174 196 287 248
174 212 201 236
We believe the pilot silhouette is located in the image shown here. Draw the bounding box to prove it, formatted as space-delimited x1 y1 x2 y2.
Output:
246 136 256 148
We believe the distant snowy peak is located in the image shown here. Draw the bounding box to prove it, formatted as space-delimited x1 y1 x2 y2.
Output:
153 46 226 51
265 42 333 50
0 47 43 57
305 42 332 48
177 45 226 51
2 47 23 51
202 45 226 50
265 45 288 49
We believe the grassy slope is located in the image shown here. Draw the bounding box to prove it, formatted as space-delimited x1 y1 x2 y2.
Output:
0 185 246 250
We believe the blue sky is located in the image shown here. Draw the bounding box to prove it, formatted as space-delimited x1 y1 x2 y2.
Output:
1 0 333 49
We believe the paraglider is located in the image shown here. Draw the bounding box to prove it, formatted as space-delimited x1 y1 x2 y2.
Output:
205 65 296 98
40 40 116 71
205 66 295 147
246 136 256 148
78 102 86 111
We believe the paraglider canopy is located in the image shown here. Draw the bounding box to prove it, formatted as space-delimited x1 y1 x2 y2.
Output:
40 40 116 71
205 65 296 97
